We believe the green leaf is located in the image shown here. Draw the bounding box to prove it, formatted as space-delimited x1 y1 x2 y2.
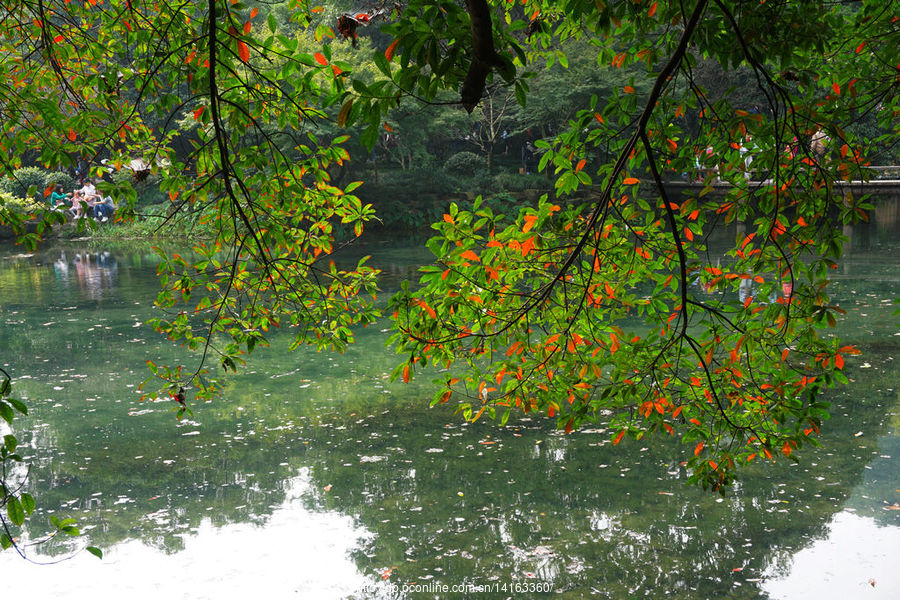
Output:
0 402 13 425
86 546 103 559
6 397 26 415
20 493 35 515
7 497 24 526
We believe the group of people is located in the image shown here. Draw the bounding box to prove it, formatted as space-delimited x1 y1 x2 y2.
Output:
49 179 116 222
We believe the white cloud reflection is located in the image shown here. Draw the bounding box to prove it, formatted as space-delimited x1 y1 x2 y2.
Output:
763 511 900 599
1 470 373 600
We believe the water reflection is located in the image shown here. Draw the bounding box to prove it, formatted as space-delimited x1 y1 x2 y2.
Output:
3 471 372 600
0 213 896 598
763 512 899 599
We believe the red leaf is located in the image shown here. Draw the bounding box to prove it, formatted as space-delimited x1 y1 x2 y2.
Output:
238 40 250 62
53 34 64 43
648 2 658 17
564 418 574 434
314 52 327 66
43 184 54 197
834 353 844 370
385 38 400 62
832 82 840 96
67 129 76 141
193 106 205 120
250 7 258 18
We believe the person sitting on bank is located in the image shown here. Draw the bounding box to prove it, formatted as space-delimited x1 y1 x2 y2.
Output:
93 195 115 222
68 190 86 219
49 185 69 209
80 179 99 202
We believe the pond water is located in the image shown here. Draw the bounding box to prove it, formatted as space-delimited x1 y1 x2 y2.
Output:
0 212 897 599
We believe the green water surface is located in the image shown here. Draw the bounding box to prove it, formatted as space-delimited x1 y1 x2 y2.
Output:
0 218 897 599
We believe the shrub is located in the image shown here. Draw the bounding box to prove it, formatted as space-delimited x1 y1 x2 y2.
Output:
490 172 551 193
0 166 51 201
444 151 487 175
45 171 76 193
0 191 32 212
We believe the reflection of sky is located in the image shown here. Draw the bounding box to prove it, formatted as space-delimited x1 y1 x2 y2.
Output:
763 511 900 599
1 471 373 600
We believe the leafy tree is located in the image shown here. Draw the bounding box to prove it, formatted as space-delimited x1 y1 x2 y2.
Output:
355 0 898 489
0 4 894 560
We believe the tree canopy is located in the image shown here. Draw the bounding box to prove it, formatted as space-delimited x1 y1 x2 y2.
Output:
0 1 897 551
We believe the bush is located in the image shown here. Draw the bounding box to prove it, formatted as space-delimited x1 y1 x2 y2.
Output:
0 167 51 201
45 171 76 193
0 191 33 212
490 172 551 193
444 151 487 175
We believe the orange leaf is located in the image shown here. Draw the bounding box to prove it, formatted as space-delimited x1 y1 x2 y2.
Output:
648 2 657 17
402 364 410 383
623 177 639 185
460 250 480 262
314 52 327 66
564 418 574 434
694 441 704 456
67 129 76 141
443 213 454 223
417 300 436 319
832 82 840 96
613 430 626 445
243 20 252 34
684 226 693 241
385 38 400 62
238 40 249 62
623 85 635 94
43 184 54 197
575 158 586 172
522 214 538 233
520 236 535 257
834 353 844 369
250 7 258 18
